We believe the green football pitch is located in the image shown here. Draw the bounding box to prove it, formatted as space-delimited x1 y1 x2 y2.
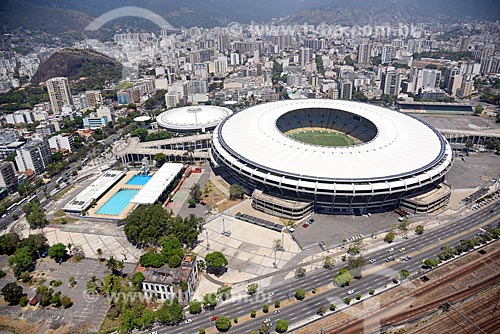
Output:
288 131 355 147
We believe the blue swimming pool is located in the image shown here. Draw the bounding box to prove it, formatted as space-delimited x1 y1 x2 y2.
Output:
96 189 139 216
126 174 152 186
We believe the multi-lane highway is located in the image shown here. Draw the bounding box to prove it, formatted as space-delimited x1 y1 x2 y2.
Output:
155 203 499 334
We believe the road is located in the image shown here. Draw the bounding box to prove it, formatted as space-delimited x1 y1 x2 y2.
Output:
153 203 499 334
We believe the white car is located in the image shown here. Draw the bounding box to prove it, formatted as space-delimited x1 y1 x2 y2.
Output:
388 248 394 252
369 259 376 264
347 289 354 295
184 319 192 324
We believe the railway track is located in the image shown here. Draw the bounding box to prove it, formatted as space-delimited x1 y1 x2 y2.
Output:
297 242 500 334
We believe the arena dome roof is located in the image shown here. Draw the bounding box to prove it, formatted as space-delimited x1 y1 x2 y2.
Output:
157 105 232 132
212 99 451 181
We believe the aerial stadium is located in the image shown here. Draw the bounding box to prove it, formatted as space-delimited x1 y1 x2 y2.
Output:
210 99 453 218
156 105 232 133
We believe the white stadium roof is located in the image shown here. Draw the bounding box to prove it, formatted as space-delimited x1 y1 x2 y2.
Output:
131 163 184 205
157 105 232 132
214 99 449 181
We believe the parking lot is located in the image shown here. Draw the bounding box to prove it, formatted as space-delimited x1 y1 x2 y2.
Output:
292 211 401 249
0 256 136 333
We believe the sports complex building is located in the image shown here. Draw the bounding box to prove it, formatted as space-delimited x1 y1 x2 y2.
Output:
210 99 454 218
156 105 232 133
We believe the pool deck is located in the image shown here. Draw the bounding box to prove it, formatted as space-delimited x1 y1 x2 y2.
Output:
87 171 150 220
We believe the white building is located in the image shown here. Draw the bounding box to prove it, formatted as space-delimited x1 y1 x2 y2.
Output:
48 133 74 153
47 77 73 114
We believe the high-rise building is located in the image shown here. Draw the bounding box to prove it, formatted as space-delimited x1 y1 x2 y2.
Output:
339 79 353 100
85 90 103 109
48 133 74 153
381 71 401 97
46 77 73 114
0 161 18 193
165 92 180 109
15 140 52 174
117 90 130 105
381 45 394 64
299 47 312 67
357 44 372 65
408 68 441 93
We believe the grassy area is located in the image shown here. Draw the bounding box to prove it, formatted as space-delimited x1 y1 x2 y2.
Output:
53 209 65 217
52 217 78 224
52 185 74 202
288 130 354 147
114 82 133 90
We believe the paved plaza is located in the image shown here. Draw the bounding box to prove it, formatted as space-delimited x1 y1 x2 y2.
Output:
194 213 302 283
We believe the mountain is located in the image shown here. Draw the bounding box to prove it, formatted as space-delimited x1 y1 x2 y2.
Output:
284 0 500 25
32 49 122 92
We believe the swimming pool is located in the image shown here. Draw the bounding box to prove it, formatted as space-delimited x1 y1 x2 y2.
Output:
126 174 152 186
96 189 139 216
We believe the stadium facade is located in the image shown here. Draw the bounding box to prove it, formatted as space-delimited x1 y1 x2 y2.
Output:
210 99 453 218
157 105 232 133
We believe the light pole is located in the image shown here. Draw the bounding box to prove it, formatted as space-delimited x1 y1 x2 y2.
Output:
206 231 210 250
222 217 226 234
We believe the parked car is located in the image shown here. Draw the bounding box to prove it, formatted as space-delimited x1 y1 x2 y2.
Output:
347 289 354 295
302 223 308 228
210 316 218 322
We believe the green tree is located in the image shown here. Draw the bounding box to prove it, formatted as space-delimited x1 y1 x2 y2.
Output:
247 283 259 295
48 243 67 261
205 252 228 276
274 300 281 308
8 246 33 277
106 256 124 274
295 267 306 279
347 255 367 279
344 296 352 304
131 128 149 141
188 198 196 208
323 255 335 269
155 298 183 325
202 292 217 310
190 183 202 202
229 184 245 200
217 285 232 301
25 203 48 229
415 225 425 235
260 321 271 334
384 232 395 243
167 254 181 268
61 295 73 308
131 272 145 287
275 319 289 333
250 309 257 318
215 316 232 332
0 233 20 255
199 328 206 334
329 303 337 311
295 289 305 300
263 303 269 313
369 289 375 295
154 153 167 167
400 269 410 278
333 268 353 287
474 104 484 115
188 300 202 314
1 282 24 305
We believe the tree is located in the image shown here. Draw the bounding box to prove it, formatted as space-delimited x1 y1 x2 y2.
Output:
0 233 20 255
250 309 257 318
25 203 48 229
399 218 409 231
295 289 305 300
156 298 183 325
69 276 77 287
188 198 197 208
205 252 228 276
8 246 33 277
333 268 353 287
1 282 24 305
384 232 395 243
400 269 410 279
131 272 145 287
275 319 289 333
189 300 202 314
96 248 104 261
199 328 206 334
139 251 164 268
154 153 167 167
202 293 217 309
329 303 336 311
217 285 232 301
48 243 67 262
317 306 327 315
168 254 182 268
344 297 352 304
247 283 259 295
215 316 232 331
260 321 271 334
229 184 245 200
347 256 367 279
295 267 306 279
323 255 335 269
356 293 362 300
106 256 124 274
415 225 425 235
369 289 375 295
190 183 202 202
274 300 281 308
263 303 269 313
474 104 484 115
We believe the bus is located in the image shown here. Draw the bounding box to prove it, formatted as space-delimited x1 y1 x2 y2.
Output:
27 195 38 203
6 203 17 213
